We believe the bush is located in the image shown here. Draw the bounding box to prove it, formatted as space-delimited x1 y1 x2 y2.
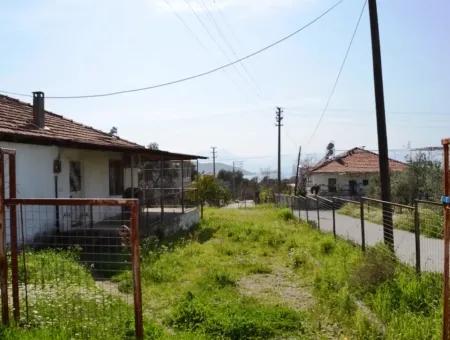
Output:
349 244 397 295
320 239 335 255
277 208 294 221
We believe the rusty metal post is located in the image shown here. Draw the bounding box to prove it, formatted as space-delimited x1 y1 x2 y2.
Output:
305 197 309 222
160 156 164 223
360 199 366 252
0 152 9 325
316 198 320 230
332 198 336 239
130 200 144 339
181 161 185 214
414 200 421 275
443 141 450 340
9 153 20 322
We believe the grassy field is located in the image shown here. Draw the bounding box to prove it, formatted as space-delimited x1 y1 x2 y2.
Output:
1 205 443 339
338 203 443 239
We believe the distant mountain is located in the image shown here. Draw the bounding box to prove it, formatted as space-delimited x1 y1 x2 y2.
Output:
198 162 255 176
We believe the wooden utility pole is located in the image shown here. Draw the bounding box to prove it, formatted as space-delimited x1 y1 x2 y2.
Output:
211 147 217 177
294 146 302 195
368 0 393 249
275 107 283 193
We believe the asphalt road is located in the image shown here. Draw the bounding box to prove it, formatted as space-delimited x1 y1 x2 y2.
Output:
294 209 443 273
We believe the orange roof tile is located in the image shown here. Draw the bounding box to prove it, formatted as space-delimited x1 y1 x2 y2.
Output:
311 147 407 174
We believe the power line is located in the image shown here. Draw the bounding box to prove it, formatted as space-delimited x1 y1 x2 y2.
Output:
306 0 367 145
183 0 257 98
198 0 264 99
0 0 343 99
162 0 251 101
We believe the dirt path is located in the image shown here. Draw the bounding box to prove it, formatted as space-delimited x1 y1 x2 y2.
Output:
237 267 313 311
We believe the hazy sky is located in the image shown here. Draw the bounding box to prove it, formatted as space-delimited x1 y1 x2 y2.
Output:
1 0 449 174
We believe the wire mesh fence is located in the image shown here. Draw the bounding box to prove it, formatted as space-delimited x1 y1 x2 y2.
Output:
4 199 143 338
416 200 444 272
275 193 444 275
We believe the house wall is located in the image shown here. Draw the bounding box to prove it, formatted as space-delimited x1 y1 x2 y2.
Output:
0 141 124 241
309 172 372 196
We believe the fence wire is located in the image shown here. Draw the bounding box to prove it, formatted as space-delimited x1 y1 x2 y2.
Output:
4 200 142 338
275 193 442 275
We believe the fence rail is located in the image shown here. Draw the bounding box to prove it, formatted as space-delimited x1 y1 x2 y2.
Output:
3 198 144 338
275 194 443 275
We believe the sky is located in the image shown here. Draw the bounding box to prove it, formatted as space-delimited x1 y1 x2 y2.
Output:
1 0 449 176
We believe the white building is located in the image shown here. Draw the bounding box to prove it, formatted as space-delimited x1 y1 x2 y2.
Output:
308 147 407 197
0 92 205 239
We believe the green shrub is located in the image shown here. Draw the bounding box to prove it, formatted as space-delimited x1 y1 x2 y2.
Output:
349 244 397 295
170 291 306 339
277 208 294 221
320 239 335 255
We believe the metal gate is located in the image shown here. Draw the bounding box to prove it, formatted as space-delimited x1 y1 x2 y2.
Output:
0 148 144 338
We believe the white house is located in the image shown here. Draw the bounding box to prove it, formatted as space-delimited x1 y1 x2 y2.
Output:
0 92 205 239
308 147 407 197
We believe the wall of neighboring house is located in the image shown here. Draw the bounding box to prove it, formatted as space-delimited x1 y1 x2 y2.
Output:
0 141 123 241
309 172 371 196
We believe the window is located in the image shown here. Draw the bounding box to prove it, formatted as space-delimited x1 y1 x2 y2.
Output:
328 178 337 192
109 160 124 195
69 161 82 192
363 179 369 186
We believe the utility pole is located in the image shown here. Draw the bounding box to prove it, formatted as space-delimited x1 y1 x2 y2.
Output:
275 107 284 193
368 0 393 249
211 146 217 177
294 146 302 196
232 161 236 200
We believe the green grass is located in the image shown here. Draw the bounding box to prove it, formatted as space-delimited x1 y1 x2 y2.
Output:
4 206 443 339
338 203 443 239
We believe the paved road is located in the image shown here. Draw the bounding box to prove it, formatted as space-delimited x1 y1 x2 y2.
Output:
294 209 443 273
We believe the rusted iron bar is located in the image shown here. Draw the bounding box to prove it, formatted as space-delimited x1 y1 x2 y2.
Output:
414 200 421 275
0 152 9 325
9 153 20 322
443 140 450 340
360 199 366 252
316 198 320 230
5 198 137 207
415 199 441 206
130 201 144 339
362 196 414 210
333 196 360 205
332 198 336 239
181 161 185 214
160 156 165 223
316 195 333 203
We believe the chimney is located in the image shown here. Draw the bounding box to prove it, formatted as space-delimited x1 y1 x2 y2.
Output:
32 91 45 128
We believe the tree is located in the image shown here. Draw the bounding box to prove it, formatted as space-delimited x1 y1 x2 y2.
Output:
368 152 442 204
190 175 231 218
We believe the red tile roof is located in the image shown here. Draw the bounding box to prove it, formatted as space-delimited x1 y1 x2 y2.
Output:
0 94 206 159
311 147 407 174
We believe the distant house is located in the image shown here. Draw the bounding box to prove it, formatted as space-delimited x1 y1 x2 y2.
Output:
308 147 407 197
0 92 205 238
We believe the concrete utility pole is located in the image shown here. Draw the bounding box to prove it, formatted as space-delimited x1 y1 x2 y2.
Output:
211 147 217 177
275 107 283 193
368 0 393 249
294 146 302 196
